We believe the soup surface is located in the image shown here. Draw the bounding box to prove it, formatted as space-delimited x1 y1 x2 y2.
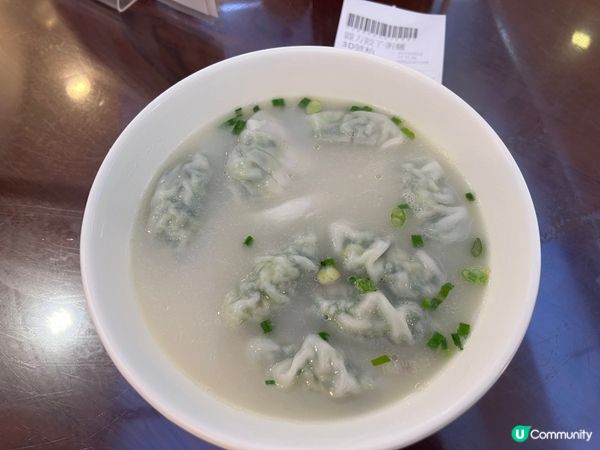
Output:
131 98 489 420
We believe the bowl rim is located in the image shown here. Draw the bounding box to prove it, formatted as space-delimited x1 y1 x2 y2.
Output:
81 46 541 450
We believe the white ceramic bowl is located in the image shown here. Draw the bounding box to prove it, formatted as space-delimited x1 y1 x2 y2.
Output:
81 47 540 450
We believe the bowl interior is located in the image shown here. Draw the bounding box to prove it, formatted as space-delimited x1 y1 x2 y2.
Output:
81 47 540 450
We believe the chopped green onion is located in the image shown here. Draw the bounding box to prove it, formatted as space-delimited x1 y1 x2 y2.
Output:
243 235 254 247
350 105 373 112
253 105 260 113
391 208 407 228
371 355 391 366
422 282 454 311
401 127 416 140
234 107 243 117
260 319 273 334
471 238 483 257
391 206 407 228
465 192 475 201
349 276 377 294
317 266 340 285
427 332 448 350
298 97 311 108
411 234 424 248
318 331 330 341
398 203 410 209
461 268 489 284
451 333 463 350
391 116 402 126
232 119 246 135
223 117 237 127
272 98 285 107
265 379 276 385
457 322 471 337
320 258 336 267
439 282 454 299
305 100 322 114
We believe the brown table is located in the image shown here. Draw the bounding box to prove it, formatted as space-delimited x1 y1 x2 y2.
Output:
1 0 598 449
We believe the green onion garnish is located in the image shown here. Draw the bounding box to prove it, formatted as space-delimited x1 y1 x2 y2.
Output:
398 203 410 209
461 268 489 284
234 107 243 117
272 98 285 107
232 119 246 135
471 238 483 257
451 322 471 350
371 355 391 366
391 206 407 228
260 319 273 334
298 97 311 108
223 117 237 127
401 127 416 140
451 333 463 350
320 258 336 267
243 235 254 247
465 192 475 201
318 331 330 341
411 234 424 248
350 105 373 112
421 282 454 311
349 276 377 294
427 332 448 350
457 322 471 337
305 100 322 114
391 116 402 126
253 105 260 113
265 379 276 385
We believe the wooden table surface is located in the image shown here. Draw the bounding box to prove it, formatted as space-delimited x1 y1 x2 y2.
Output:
1 0 598 449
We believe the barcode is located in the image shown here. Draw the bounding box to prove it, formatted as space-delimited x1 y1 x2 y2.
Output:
347 13 418 39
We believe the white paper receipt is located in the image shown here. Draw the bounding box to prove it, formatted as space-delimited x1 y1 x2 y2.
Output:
334 0 446 83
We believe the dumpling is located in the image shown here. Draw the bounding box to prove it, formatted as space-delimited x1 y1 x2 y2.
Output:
269 334 365 398
221 234 318 325
225 111 289 197
309 110 402 146
317 291 426 344
330 222 446 300
400 159 471 243
146 152 212 247
381 248 446 300
330 222 390 280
